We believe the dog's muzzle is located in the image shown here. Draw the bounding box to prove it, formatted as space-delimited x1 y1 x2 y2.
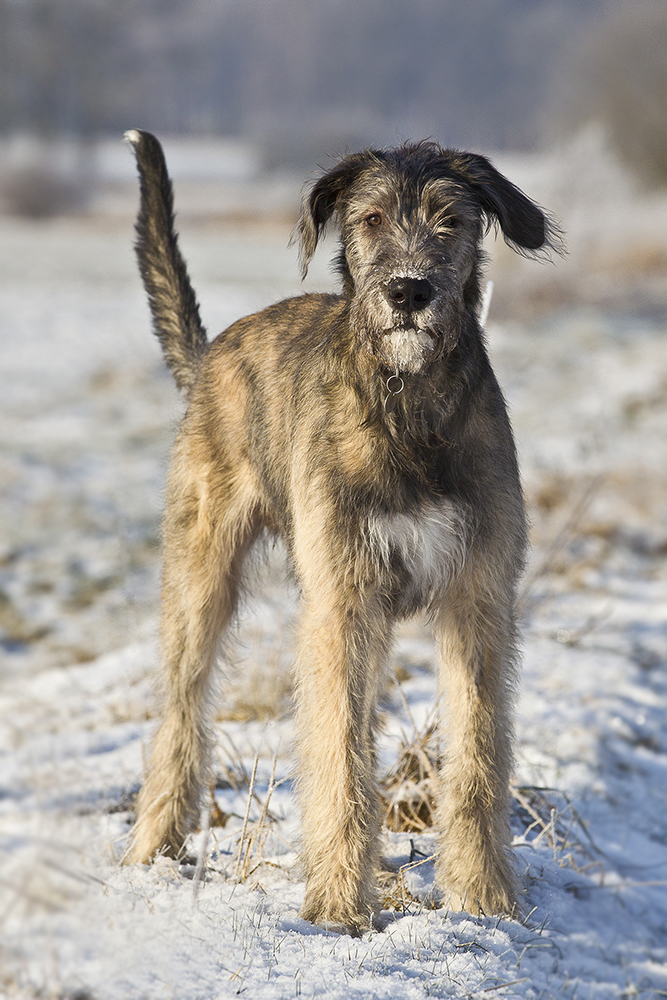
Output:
373 276 442 373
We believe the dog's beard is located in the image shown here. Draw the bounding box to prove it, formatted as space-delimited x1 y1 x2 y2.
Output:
377 327 436 374
351 288 462 374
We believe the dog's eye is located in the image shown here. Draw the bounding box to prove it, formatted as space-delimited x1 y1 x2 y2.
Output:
435 217 460 237
366 214 382 228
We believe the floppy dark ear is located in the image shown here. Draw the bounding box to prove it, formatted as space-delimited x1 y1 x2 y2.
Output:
297 152 377 278
452 152 560 256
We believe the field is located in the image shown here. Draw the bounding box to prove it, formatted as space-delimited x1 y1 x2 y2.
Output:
1 134 667 998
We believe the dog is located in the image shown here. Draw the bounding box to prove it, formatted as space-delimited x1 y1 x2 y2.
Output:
124 130 557 934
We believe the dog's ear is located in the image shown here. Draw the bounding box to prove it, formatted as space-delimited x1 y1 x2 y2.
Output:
451 152 562 257
297 152 379 278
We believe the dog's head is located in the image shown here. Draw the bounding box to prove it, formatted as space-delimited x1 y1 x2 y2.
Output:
298 142 560 374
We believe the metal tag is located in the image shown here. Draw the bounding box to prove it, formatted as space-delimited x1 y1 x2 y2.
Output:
383 373 404 414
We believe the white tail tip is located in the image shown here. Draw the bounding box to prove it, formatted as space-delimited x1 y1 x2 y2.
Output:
478 280 494 328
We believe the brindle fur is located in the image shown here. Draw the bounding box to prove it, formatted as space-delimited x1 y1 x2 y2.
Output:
124 130 557 934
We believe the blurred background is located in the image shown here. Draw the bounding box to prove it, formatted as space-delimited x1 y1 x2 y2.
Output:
3 9 667 992
2 0 667 210
1 0 666 689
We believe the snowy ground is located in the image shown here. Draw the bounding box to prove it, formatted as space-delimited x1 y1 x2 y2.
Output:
1 143 667 998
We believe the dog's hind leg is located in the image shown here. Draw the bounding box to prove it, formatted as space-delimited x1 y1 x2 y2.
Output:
433 573 519 916
128 428 261 863
293 523 391 934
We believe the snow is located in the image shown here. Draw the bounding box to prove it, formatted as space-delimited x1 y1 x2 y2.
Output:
1 153 667 998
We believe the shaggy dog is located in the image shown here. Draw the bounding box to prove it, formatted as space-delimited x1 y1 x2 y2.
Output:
124 130 557 934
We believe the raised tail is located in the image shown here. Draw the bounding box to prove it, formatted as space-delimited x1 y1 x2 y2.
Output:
124 129 208 395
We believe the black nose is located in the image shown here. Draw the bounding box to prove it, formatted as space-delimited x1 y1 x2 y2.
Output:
386 277 433 311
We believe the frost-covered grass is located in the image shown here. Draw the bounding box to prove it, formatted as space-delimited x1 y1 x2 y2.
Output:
1 151 667 998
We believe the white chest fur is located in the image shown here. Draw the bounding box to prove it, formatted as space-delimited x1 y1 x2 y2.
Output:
367 501 467 599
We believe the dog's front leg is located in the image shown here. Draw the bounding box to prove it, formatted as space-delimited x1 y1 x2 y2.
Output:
293 559 390 935
433 578 519 916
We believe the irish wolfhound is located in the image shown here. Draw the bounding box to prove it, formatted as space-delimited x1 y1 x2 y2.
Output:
124 130 557 934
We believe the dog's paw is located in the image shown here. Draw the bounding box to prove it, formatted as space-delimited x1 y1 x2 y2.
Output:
299 883 379 937
299 901 370 937
440 882 518 918
436 839 518 917
123 819 185 866
122 837 164 866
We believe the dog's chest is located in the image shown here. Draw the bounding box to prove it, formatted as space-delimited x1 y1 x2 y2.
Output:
367 500 466 600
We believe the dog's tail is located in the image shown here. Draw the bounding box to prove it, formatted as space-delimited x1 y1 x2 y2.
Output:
124 129 208 395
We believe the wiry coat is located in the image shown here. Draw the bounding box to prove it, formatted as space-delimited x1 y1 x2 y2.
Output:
124 130 557 934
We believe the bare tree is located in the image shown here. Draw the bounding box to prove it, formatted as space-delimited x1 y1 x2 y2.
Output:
563 1 667 188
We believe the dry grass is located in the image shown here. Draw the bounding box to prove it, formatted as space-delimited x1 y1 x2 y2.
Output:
378 853 440 915
218 665 292 722
520 473 603 607
216 618 294 723
378 710 599 885
521 463 667 612
380 718 439 834
232 755 281 883
209 738 293 884
510 785 601 873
